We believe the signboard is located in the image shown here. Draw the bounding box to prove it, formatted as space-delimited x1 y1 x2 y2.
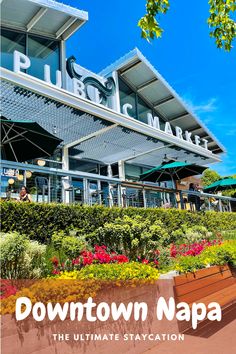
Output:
12 50 208 150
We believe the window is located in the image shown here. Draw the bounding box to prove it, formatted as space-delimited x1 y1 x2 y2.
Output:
119 78 137 119
27 35 60 81
119 75 167 129
137 97 152 124
0 28 60 81
0 28 26 71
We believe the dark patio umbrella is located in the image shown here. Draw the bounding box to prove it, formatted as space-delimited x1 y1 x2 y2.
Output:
203 178 236 193
1 118 62 162
140 161 207 183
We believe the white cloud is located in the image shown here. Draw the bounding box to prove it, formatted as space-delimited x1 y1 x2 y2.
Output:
184 97 218 114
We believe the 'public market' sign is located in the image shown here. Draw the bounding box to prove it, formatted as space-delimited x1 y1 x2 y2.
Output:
13 51 208 150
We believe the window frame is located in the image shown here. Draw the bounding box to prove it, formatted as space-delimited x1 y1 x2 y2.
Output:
0 26 61 74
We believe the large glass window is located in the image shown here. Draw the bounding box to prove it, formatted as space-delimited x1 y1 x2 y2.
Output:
0 28 26 70
137 97 152 124
119 78 137 119
0 28 60 81
119 76 170 129
27 35 60 82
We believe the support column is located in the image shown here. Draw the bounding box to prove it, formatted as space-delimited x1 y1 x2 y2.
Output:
107 164 113 208
60 40 67 90
118 160 125 180
219 199 223 212
83 178 89 205
62 147 70 204
97 179 102 205
117 184 122 207
143 188 147 208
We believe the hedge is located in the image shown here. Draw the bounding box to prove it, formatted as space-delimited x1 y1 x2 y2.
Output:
1 201 236 243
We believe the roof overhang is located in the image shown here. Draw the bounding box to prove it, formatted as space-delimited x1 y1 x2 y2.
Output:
1 0 88 40
100 48 225 155
0 67 222 167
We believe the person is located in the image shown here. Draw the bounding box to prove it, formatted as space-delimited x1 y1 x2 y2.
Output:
188 183 196 211
195 183 202 211
19 186 32 202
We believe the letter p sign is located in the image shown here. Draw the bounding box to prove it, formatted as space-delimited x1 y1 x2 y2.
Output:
13 50 31 73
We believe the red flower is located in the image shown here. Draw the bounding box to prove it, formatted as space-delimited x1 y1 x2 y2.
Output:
52 269 60 275
142 259 149 264
0 280 18 299
50 256 59 267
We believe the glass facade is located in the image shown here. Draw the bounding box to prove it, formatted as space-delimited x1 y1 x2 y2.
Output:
119 76 166 129
1 28 26 71
119 78 137 118
137 96 152 124
0 27 60 81
28 35 60 82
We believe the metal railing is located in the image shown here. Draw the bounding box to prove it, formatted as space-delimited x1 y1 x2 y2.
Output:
179 190 236 212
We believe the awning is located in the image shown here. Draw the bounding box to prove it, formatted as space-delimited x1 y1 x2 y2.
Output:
1 0 88 40
100 48 225 155
140 161 207 182
1 117 62 162
203 178 236 193
0 71 221 167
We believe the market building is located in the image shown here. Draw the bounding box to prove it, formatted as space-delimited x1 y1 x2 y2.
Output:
1 0 231 209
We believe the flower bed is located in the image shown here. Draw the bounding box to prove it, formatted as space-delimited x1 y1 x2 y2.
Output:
174 240 236 273
170 239 222 258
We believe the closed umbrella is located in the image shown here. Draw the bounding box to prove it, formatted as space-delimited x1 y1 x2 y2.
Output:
140 161 207 184
203 178 236 193
1 118 62 162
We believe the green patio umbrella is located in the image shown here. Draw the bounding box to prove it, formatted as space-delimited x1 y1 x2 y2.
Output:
140 161 207 184
203 178 236 193
1 117 62 162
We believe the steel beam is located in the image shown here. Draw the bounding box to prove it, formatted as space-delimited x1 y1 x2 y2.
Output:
27 8 48 31
64 124 118 149
56 17 77 39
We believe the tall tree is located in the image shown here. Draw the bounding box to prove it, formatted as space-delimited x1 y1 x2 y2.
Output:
138 0 236 51
202 169 221 186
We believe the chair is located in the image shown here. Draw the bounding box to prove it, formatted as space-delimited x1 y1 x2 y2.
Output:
35 176 49 202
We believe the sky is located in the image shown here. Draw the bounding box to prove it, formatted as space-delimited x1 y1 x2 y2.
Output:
59 0 235 176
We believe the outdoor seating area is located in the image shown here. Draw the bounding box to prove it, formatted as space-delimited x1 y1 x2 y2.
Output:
1 158 235 212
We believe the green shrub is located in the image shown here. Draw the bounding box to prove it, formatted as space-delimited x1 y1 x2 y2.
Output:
58 262 159 281
200 240 236 266
51 230 88 260
61 236 87 259
221 230 236 240
175 255 205 273
171 224 213 244
1 201 236 243
90 215 168 259
0 232 46 278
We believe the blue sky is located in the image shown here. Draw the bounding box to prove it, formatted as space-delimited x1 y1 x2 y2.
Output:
59 0 235 176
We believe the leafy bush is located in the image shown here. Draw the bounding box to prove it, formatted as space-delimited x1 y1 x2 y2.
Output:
51 230 88 260
171 224 214 244
1 202 235 243
58 262 159 281
175 255 205 273
0 232 46 278
221 230 236 240
90 215 168 259
200 240 236 266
